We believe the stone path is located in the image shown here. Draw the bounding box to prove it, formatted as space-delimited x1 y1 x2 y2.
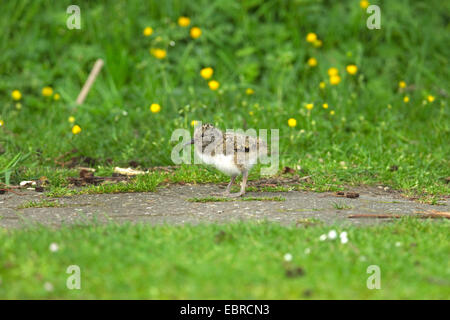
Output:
0 184 448 229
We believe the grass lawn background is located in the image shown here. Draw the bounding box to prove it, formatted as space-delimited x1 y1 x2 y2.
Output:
0 0 448 196
0 219 449 299
0 0 449 300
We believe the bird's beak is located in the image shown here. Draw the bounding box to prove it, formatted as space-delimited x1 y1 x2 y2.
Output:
183 138 195 147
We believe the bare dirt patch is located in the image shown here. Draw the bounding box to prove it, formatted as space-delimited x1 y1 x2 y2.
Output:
0 184 448 229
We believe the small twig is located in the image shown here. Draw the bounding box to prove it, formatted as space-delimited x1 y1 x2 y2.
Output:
76 59 104 105
415 210 450 218
348 213 449 219
348 214 403 219
0 187 23 195
0 183 19 189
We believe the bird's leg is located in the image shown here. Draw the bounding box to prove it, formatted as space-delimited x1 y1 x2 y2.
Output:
213 175 236 196
227 171 248 198
225 176 236 194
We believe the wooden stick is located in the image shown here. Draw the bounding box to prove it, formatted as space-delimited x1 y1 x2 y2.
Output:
416 210 450 218
76 59 104 105
347 213 449 219
347 214 403 219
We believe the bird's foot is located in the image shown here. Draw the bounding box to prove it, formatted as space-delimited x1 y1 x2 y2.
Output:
211 191 244 198
212 191 231 197
225 192 245 198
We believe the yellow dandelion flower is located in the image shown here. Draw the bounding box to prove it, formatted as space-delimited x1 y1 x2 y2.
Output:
143 27 153 36
191 120 198 127
305 103 314 110
53 93 60 101
346 64 358 75
200 67 214 79
42 86 53 97
178 16 190 27
313 39 323 48
72 125 81 135
427 95 435 103
150 103 161 113
330 75 341 85
0 120 4 127
403 96 410 103
11 90 22 101
330 110 335 116
288 118 297 128
306 33 317 43
307 57 318 67
68 116 75 123
246 88 255 95
399 81 406 88
150 48 167 59
323 103 329 109
190 27 202 39
328 67 339 77
249 111 254 116
208 80 220 91
360 0 369 9
319 81 326 89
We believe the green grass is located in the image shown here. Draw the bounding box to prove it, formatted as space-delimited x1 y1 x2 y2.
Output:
0 2 448 300
332 201 353 210
39 163 348 197
0 0 448 198
17 199 63 209
187 196 285 202
46 173 164 197
0 218 448 299
294 218 323 227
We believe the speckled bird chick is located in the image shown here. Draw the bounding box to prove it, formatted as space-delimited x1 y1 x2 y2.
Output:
185 123 267 197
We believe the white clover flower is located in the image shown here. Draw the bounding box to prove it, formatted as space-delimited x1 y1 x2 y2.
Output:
304 248 311 255
339 232 348 244
319 234 327 241
328 230 337 240
339 231 348 239
44 282 54 292
49 243 59 252
284 253 293 262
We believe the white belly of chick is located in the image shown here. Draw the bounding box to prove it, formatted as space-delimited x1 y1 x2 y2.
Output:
198 153 242 176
